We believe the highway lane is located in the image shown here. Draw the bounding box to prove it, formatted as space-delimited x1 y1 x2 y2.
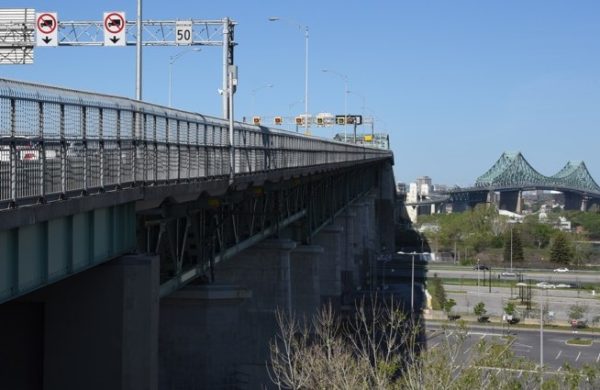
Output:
425 266 600 285
426 322 600 370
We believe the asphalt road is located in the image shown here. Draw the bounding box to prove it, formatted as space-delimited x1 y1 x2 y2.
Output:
426 266 600 285
426 322 600 370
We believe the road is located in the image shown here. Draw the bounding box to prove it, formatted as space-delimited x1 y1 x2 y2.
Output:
426 266 600 285
426 322 600 370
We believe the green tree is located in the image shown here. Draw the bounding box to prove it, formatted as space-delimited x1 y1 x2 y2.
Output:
568 303 588 321
428 273 446 310
550 231 574 265
443 298 456 316
473 302 487 318
504 301 516 316
503 226 524 263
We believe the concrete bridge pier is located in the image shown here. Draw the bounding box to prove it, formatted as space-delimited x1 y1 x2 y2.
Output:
159 239 297 389
290 245 324 319
335 210 359 304
0 254 159 390
564 192 587 211
499 190 522 213
312 225 343 307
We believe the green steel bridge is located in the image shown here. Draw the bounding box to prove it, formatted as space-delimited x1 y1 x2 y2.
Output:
447 152 600 212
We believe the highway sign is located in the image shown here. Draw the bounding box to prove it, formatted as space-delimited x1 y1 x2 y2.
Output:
175 21 193 45
103 12 126 46
36 12 58 47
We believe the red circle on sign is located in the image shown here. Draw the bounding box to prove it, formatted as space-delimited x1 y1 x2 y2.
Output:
104 13 125 34
37 13 57 34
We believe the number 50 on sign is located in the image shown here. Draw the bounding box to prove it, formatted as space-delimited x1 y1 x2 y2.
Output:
175 21 192 45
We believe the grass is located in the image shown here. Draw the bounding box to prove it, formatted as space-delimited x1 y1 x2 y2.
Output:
566 337 593 346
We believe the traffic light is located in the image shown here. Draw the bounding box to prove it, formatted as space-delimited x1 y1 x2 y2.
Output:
295 116 303 125
252 116 261 125
274 116 283 125
316 117 324 126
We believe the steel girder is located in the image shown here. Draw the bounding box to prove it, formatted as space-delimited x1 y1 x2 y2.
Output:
138 163 381 298
475 152 600 194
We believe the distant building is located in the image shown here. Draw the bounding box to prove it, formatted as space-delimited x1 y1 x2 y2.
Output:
396 182 407 194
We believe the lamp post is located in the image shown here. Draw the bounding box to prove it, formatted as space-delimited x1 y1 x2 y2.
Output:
397 250 428 313
168 48 202 107
510 224 513 272
250 84 274 116
268 17 309 134
322 69 349 142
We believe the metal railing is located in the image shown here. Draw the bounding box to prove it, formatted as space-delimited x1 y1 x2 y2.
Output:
0 78 391 207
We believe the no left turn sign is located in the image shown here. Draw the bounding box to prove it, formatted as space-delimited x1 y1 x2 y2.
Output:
36 12 58 47
103 11 126 46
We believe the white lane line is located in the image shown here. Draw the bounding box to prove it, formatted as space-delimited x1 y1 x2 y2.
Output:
576 352 581 362
481 334 486 339
518 370 523 378
432 342 439 349
596 352 600 363
557 367 562 372
467 332 503 337
555 351 562 360
464 346 472 355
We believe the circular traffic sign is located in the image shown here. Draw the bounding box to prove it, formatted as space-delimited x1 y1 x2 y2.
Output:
104 13 125 34
37 13 57 34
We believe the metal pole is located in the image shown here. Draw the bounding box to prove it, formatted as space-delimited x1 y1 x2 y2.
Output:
344 79 347 142
222 18 230 119
540 298 544 384
411 252 415 312
168 60 173 107
136 0 142 100
304 26 309 135
228 66 235 183
510 225 513 272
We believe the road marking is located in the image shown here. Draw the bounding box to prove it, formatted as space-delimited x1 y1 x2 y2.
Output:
432 342 439 349
514 342 533 349
467 331 503 337
576 352 581 362
464 346 472 355
596 352 600 363
557 367 562 372
555 351 562 360
481 334 486 339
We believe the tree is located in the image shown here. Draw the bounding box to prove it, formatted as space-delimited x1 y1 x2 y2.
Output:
474 302 487 318
568 303 588 321
429 273 447 310
503 226 524 263
550 231 574 265
443 298 456 316
504 301 516 317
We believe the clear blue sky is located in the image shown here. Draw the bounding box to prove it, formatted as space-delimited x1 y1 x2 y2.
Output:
4 1 600 187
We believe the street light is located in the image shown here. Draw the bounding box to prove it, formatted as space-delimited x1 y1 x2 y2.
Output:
168 48 202 107
268 17 309 134
250 83 274 115
322 69 349 142
397 250 429 313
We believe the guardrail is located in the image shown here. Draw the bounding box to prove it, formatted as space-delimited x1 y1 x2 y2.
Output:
0 79 391 208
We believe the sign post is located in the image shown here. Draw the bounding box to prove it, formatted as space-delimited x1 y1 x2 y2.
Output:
36 12 58 47
103 12 126 46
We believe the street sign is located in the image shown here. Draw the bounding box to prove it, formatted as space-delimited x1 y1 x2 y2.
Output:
103 12 126 46
36 12 58 47
175 21 193 45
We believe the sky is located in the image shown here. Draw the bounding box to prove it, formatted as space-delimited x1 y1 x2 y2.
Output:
3 1 600 187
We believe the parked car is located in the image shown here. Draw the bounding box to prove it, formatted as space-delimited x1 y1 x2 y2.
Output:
500 271 517 278
555 283 572 289
536 282 556 289
473 264 489 271
554 267 569 273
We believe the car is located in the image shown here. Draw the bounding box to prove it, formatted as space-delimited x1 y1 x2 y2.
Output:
473 264 489 271
570 319 588 328
536 282 556 289
554 267 569 273
555 283 572 289
500 272 517 278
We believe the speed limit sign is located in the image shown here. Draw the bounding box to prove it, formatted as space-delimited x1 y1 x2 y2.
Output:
175 21 192 45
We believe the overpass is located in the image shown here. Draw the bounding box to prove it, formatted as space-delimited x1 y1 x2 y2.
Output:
0 78 395 389
445 152 600 212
